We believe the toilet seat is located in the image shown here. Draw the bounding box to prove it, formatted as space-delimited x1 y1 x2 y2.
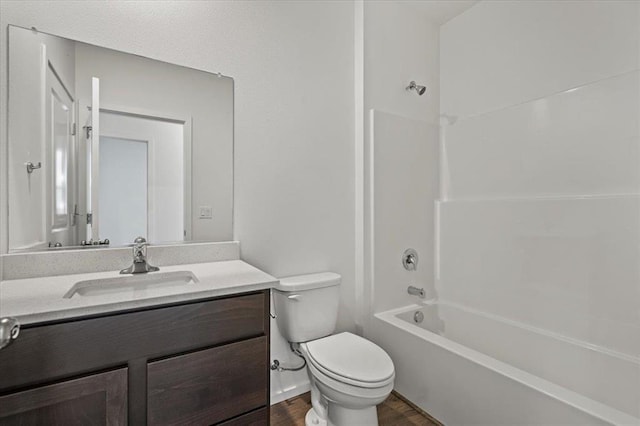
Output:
304 332 395 388
306 355 395 403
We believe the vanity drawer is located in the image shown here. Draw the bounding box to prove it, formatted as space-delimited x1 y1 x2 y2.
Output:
147 336 268 425
0 368 127 425
0 291 267 392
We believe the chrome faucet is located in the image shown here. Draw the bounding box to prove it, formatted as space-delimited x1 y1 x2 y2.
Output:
120 236 160 274
407 285 425 298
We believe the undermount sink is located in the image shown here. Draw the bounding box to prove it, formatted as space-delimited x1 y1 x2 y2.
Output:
63 271 199 299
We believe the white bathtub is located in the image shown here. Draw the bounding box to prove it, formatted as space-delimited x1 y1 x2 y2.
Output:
371 301 639 425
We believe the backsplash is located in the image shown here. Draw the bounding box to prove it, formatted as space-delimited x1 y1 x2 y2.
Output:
1 241 240 280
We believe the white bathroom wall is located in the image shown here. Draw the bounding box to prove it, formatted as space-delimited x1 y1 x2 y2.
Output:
364 2 439 123
370 111 438 312
0 0 355 403
441 0 640 121
362 1 440 324
443 71 640 199
439 0 640 357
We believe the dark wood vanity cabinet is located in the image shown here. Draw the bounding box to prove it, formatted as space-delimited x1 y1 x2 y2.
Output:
0 290 270 426
0 368 128 425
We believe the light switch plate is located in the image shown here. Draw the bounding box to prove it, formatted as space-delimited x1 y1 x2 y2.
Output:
199 206 213 219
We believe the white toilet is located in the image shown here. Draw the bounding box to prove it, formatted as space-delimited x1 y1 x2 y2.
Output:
274 272 395 426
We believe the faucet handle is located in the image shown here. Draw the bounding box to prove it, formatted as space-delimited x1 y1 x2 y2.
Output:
402 248 419 271
132 236 149 261
121 236 159 274
134 236 148 246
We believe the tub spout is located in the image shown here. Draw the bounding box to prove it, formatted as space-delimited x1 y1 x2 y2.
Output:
407 286 425 298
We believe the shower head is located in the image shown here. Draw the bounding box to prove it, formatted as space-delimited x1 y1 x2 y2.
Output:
406 81 427 96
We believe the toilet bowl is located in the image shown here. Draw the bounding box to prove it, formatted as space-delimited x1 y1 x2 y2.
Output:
300 332 395 426
273 273 395 426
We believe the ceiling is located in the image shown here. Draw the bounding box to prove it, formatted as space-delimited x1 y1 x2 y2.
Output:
398 0 479 25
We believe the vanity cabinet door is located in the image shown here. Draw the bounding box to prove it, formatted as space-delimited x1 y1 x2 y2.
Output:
216 407 268 425
0 368 127 426
147 336 268 426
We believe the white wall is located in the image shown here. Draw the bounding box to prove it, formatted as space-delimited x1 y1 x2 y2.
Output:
370 110 438 312
364 2 439 123
0 0 355 403
441 0 640 121
440 0 640 360
362 1 440 327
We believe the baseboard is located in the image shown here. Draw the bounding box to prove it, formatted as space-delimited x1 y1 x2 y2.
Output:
392 390 444 426
270 382 312 405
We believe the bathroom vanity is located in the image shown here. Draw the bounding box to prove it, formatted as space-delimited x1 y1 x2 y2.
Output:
0 23 274 426
0 258 276 426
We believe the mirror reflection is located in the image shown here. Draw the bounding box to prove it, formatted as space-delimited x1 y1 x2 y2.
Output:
8 26 233 252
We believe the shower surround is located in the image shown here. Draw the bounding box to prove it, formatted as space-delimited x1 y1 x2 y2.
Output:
365 1 640 424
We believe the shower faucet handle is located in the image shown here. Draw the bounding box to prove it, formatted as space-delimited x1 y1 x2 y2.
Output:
402 248 419 271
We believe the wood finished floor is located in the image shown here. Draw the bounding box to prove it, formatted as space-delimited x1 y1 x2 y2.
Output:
270 391 440 426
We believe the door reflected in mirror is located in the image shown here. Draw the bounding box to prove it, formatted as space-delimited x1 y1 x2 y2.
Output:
7 25 233 252
98 111 188 247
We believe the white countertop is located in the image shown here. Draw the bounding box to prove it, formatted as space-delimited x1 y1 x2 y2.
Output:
0 260 278 325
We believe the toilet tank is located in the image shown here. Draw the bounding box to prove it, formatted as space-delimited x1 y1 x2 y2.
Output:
273 272 341 343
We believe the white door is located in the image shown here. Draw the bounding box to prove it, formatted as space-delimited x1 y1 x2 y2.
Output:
99 136 148 246
99 110 187 244
46 62 76 247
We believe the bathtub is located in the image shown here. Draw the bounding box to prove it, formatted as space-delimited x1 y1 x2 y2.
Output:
370 301 639 425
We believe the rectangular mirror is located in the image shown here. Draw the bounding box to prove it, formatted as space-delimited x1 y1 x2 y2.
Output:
7 25 233 252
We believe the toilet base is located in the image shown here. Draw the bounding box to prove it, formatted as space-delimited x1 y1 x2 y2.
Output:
305 407 327 426
327 405 379 426
305 405 379 426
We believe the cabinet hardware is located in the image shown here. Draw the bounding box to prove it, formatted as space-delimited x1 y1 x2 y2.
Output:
0 317 20 350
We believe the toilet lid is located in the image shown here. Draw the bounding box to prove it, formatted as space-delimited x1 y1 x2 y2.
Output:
305 332 394 385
